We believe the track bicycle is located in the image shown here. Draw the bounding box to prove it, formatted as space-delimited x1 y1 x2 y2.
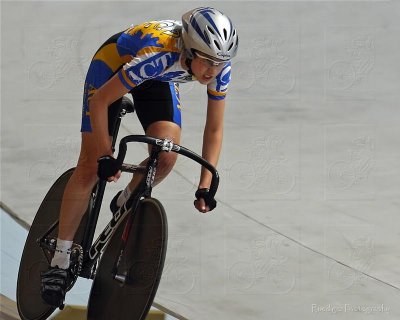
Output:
16 97 219 320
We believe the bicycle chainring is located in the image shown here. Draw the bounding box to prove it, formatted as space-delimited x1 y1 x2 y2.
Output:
66 243 84 291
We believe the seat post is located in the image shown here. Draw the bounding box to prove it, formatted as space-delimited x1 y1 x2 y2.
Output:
111 110 124 151
110 97 135 151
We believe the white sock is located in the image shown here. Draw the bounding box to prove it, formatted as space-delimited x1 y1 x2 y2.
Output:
116 184 132 207
51 239 73 269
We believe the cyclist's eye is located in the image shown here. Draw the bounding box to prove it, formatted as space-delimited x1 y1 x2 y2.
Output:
201 59 214 68
195 52 226 68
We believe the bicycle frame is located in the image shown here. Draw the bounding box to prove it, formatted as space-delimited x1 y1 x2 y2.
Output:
36 103 219 283
37 104 137 279
81 146 158 280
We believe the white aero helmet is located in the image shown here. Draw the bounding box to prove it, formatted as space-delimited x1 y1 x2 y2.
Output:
182 7 238 61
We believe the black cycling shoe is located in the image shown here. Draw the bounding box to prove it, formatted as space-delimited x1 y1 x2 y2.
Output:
40 266 72 309
110 190 122 215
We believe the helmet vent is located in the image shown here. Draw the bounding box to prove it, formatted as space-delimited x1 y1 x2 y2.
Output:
203 31 211 44
214 40 221 50
228 42 233 51
207 26 216 35
223 28 228 40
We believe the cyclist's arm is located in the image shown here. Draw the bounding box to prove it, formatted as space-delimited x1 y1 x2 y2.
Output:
198 97 226 189
89 73 130 155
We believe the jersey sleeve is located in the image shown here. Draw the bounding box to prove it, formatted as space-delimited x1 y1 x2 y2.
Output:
116 21 181 90
207 62 232 100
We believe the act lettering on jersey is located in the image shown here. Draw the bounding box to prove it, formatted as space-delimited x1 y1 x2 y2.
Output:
129 52 175 80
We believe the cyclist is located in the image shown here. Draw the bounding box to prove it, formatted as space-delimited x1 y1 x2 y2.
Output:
40 7 238 307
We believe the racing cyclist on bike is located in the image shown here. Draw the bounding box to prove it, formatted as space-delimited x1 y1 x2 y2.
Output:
40 7 238 308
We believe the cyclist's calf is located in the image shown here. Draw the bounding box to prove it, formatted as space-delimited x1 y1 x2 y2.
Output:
57 163 98 240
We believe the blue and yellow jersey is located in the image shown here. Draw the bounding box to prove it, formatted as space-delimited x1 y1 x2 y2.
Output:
90 20 231 100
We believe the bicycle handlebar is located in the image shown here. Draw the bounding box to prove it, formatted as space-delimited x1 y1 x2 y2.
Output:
116 135 219 198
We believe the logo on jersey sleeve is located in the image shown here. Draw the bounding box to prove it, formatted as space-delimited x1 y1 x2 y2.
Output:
215 63 231 92
206 63 231 100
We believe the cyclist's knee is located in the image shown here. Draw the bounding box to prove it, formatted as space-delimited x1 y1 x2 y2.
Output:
145 121 181 177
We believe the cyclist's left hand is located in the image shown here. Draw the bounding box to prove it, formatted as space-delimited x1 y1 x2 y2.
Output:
194 188 216 213
194 197 210 213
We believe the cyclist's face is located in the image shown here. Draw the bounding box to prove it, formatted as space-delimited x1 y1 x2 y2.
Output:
191 51 228 85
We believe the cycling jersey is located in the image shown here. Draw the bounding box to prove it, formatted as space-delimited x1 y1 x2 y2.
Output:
81 20 231 133
115 20 231 99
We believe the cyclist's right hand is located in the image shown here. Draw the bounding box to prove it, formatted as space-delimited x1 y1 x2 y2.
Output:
97 155 122 182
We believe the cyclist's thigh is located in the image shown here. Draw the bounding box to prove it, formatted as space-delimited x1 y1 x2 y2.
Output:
77 133 112 172
146 121 181 144
131 80 182 133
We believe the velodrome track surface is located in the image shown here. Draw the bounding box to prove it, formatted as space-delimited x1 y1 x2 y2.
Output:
2 1 400 319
